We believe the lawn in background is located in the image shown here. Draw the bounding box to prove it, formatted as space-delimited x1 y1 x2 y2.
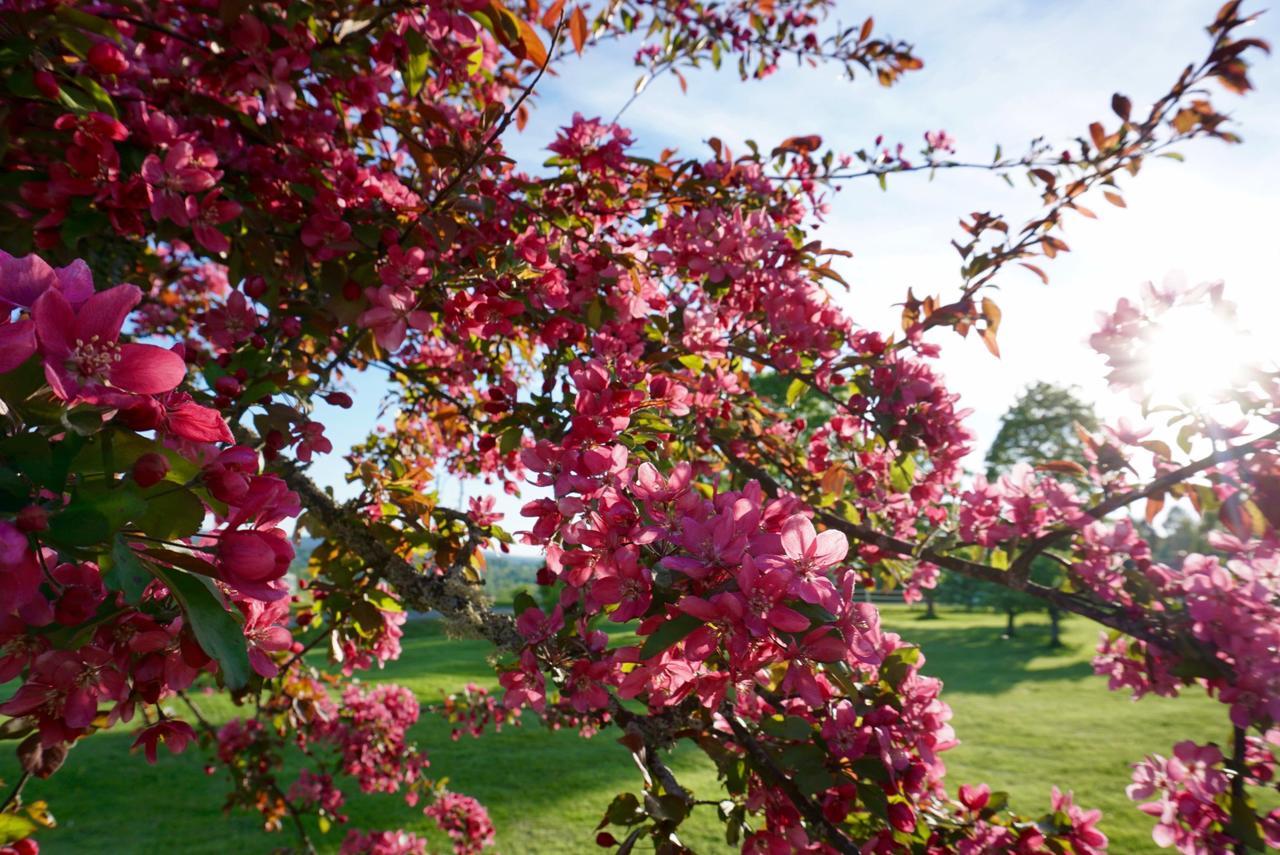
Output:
9 606 1226 853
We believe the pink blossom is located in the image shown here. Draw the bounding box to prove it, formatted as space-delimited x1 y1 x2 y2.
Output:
131 719 196 764
777 514 846 610
359 285 431 351
32 284 186 401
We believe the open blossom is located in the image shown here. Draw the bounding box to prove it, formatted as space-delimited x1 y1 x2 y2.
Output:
33 284 186 401
184 190 240 254
776 514 847 610
340 830 426 855
423 792 496 855
359 284 431 351
1128 742 1230 852
0 251 95 373
924 128 956 153
141 141 219 225
131 719 196 764
200 290 260 349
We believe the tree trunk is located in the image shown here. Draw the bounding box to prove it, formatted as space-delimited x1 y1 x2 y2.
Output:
1047 606 1063 648
921 593 938 620
1003 608 1016 638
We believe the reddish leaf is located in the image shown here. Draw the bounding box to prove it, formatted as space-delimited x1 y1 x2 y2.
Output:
569 6 588 54
518 17 548 67
540 0 565 29
1019 262 1048 284
1111 93 1132 121
1035 459 1087 476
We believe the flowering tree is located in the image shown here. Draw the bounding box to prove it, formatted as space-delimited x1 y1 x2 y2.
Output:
0 1 1275 853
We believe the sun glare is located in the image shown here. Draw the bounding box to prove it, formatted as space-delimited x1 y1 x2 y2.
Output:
1139 303 1263 408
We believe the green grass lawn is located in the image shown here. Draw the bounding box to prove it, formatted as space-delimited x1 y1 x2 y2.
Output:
7 606 1229 853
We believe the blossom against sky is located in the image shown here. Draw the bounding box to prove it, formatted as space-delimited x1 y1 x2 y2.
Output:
310 0 1279 531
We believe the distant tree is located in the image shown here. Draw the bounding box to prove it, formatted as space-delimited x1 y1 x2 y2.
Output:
982 383 1100 645
985 382 1099 479
1138 505 1214 565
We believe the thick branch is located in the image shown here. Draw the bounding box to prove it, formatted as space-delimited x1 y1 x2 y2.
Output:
277 459 523 652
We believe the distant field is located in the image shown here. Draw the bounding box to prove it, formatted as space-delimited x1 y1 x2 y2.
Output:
9 606 1228 853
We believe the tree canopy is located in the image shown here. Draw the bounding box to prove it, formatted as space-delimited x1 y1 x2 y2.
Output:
0 2 1276 854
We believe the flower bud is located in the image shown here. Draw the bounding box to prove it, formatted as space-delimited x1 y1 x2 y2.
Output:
16 505 48 532
214 375 242 397
324 391 353 408
88 42 129 75
132 453 170 488
33 70 59 99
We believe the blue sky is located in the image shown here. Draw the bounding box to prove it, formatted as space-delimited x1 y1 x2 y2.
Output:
308 1 1280 539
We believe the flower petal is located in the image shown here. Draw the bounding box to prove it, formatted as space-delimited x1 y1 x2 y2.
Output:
811 529 849 568
111 343 186 394
780 514 815 561
0 250 57 309
54 259 94 306
0 320 36 373
77 284 141 343
32 286 76 357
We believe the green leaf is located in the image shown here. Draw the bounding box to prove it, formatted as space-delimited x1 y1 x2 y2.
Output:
403 29 430 97
600 792 643 827
778 743 833 795
136 487 206 540
155 568 252 690
677 354 704 373
48 488 146 547
512 590 537 615
0 434 53 488
499 427 522 454
5 68 38 99
104 536 154 602
759 714 812 741
880 645 921 687
785 377 806 406
55 6 124 41
639 613 702 659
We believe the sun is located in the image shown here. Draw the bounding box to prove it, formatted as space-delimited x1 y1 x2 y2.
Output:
1138 301 1264 408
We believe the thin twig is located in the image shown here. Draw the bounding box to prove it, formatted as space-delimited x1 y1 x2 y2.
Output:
0 771 31 813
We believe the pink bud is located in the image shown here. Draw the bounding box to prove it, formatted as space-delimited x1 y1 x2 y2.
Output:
33 70 59 99
219 531 284 583
324 392 353 408
88 42 129 75
16 506 47 532
243 276 267 299
214 375 242 397
132 453 170 488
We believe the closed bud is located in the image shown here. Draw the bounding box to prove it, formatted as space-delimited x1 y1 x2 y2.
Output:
132 453 170 488
324 391 353 408
88 41 129 75
16 505 47 532
214 375 242 397
33 70 60 99
243 275 267 299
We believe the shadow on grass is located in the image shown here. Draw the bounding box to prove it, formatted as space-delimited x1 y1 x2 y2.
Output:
889 617 1095 695
13 695 685 855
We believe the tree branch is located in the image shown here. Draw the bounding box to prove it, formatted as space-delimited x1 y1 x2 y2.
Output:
724 712 858 854
1007 428 1280 578
275 457 523 651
